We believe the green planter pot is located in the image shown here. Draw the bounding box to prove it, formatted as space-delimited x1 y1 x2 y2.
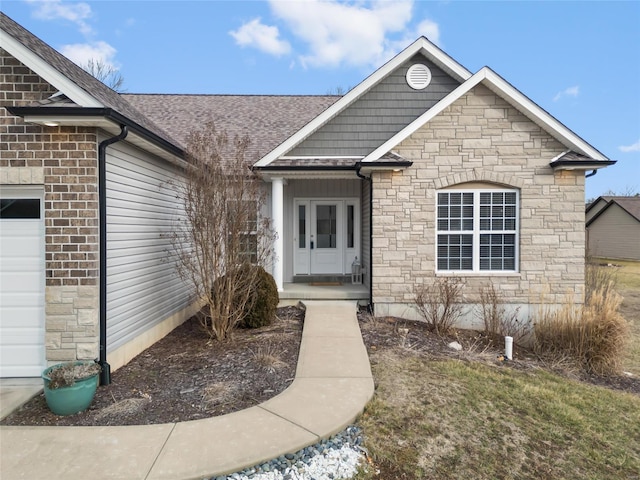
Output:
42 362 100 416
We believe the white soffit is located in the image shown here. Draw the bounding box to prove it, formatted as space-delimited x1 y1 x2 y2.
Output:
254 37 472 168
363 67 608 163
0 28 103 108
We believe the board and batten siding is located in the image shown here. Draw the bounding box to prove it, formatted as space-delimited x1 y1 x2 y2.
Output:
288 54 460 157
104 137 193 352
587 203 640 261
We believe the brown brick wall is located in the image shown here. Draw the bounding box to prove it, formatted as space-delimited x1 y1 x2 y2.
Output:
2 48 100 361
1 48 99 287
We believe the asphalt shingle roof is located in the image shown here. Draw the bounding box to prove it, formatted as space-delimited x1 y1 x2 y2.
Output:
123 94 340 163
600 196 640 222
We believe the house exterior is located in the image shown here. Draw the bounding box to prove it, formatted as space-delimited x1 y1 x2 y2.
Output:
586 196 640 261
0 12 614 379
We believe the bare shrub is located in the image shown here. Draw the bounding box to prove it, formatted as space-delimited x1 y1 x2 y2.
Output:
166 123 275 341
413 277 464 336
476 281 530 344
533 288 629 375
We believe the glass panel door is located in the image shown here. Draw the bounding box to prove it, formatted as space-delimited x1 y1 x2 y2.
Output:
315 205 336 248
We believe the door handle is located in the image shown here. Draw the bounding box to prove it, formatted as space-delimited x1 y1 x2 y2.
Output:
311 241 314 250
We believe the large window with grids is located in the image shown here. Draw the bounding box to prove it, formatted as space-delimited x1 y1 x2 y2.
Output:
436 189 518 272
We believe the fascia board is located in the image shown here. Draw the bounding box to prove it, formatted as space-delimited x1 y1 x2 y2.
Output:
365 67 609 162
0 28 103 108
254 37 472 168
480 68 608 161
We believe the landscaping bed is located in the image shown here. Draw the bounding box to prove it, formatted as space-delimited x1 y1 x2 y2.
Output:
1 306 303 426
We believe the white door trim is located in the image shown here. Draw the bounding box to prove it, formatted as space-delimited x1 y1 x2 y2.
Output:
293 197 360 276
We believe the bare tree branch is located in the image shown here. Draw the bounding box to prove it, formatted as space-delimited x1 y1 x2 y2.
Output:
82 58 125 92
166 122 275 341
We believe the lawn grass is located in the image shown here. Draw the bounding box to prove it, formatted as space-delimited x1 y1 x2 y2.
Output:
356 352 640 479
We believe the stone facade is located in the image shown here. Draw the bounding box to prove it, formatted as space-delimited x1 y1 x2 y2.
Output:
1 48 100 363
371 84 585 322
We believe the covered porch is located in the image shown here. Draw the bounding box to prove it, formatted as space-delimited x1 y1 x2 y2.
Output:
263 172 371 295
279 282 369 304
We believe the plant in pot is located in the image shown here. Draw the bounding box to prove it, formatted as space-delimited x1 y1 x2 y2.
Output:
42 361 102 416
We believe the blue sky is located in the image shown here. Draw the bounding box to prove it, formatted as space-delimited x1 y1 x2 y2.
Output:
2 0 639 200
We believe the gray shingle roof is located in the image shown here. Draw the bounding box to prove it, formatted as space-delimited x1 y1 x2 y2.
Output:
123 94 339 163
1 12 182 148
600 196 640 222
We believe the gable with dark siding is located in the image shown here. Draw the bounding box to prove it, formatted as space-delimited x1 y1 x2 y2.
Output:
288 54 461 157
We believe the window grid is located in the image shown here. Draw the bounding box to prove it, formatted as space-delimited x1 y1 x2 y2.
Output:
437 190 518 273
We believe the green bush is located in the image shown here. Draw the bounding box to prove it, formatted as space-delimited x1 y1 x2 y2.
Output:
239 265 279 329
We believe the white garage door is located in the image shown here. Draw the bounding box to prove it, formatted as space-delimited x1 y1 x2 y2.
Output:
0 187 45 377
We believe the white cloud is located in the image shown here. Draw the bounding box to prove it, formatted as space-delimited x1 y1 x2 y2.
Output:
230 1 442 69
619 139 640 153
553 85 580 102
26 0 94 35
268 0 415 68
229 18 291 56
60 41 117 69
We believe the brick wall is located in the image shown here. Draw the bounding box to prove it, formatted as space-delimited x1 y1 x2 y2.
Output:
1 48 100 362
372 84 585 322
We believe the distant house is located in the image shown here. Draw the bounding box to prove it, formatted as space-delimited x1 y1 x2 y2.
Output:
586 196 640 261
1 12 615 380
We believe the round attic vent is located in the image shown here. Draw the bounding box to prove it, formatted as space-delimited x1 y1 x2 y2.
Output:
406 64 432 90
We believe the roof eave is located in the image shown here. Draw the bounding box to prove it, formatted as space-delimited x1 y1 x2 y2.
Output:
549 159 616 170
7 106 185 165
363 67 612 163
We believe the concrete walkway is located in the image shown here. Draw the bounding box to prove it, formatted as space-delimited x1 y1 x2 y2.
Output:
0 301 374 480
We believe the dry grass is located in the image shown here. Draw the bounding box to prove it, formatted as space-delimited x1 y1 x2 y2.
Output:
356 354 640 479
250 342 287 374
95 398 149 420
533 288 629 375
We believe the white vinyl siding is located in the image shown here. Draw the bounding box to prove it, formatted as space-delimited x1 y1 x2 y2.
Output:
437 189 518 273
105 138 192 352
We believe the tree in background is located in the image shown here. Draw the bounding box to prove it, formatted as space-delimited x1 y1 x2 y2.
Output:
82 58 125 92
167 123 275 341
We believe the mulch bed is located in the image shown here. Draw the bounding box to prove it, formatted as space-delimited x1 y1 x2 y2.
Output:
3 305 637 428
358 313 640 396
1 306 304 426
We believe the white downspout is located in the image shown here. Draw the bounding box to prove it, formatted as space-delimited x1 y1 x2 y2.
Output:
271 177 284 292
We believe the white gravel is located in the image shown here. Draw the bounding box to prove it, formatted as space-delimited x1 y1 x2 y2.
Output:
228 444 364 480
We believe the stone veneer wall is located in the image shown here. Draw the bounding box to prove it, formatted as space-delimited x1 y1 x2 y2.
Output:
1 48 100 364
371 84 585 323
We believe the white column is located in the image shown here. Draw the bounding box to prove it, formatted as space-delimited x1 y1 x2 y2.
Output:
271 177 284 292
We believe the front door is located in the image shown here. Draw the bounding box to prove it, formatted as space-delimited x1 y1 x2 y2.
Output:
310 201 342 274
294 199 359 276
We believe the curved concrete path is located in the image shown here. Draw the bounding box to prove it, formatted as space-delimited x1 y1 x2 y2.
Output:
0 301 374 480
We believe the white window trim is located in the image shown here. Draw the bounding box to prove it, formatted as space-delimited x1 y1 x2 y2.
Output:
435 188 519 274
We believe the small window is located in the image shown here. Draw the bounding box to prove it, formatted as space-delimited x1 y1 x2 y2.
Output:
347 204 355 249
298 205 306 249
0 199 40 219
437 189 518 273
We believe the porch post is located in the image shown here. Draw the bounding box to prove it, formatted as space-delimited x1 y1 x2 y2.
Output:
271 177 284 292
